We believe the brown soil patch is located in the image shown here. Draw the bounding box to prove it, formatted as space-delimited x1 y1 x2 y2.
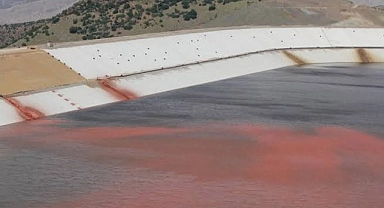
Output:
0 48 84 95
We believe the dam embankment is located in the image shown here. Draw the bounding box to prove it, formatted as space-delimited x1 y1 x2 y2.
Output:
1 27 384 126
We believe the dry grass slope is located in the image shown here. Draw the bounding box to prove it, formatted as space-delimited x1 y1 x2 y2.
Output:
2 0 384 48
0 49 85 95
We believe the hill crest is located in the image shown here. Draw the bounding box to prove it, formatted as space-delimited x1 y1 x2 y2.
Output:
2 0 384 49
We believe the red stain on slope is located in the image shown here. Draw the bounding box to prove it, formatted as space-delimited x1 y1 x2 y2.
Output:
4 97 45 120
98 79 138 101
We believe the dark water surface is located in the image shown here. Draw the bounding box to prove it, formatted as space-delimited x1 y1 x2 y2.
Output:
1 64 384 208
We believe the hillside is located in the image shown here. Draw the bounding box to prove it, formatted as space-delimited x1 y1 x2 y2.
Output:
2 0 384 48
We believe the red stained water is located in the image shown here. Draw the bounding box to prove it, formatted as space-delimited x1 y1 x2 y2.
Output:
3 122 384 207
238 126 384 185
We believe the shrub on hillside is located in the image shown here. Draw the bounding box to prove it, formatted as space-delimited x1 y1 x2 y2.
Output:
183 9 197 21
69 26 78 33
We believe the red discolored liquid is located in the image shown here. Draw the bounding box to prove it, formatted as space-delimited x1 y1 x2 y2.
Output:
16 123 380 208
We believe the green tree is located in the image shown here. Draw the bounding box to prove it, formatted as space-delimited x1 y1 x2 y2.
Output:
184 9 197 21
69 26 78 33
